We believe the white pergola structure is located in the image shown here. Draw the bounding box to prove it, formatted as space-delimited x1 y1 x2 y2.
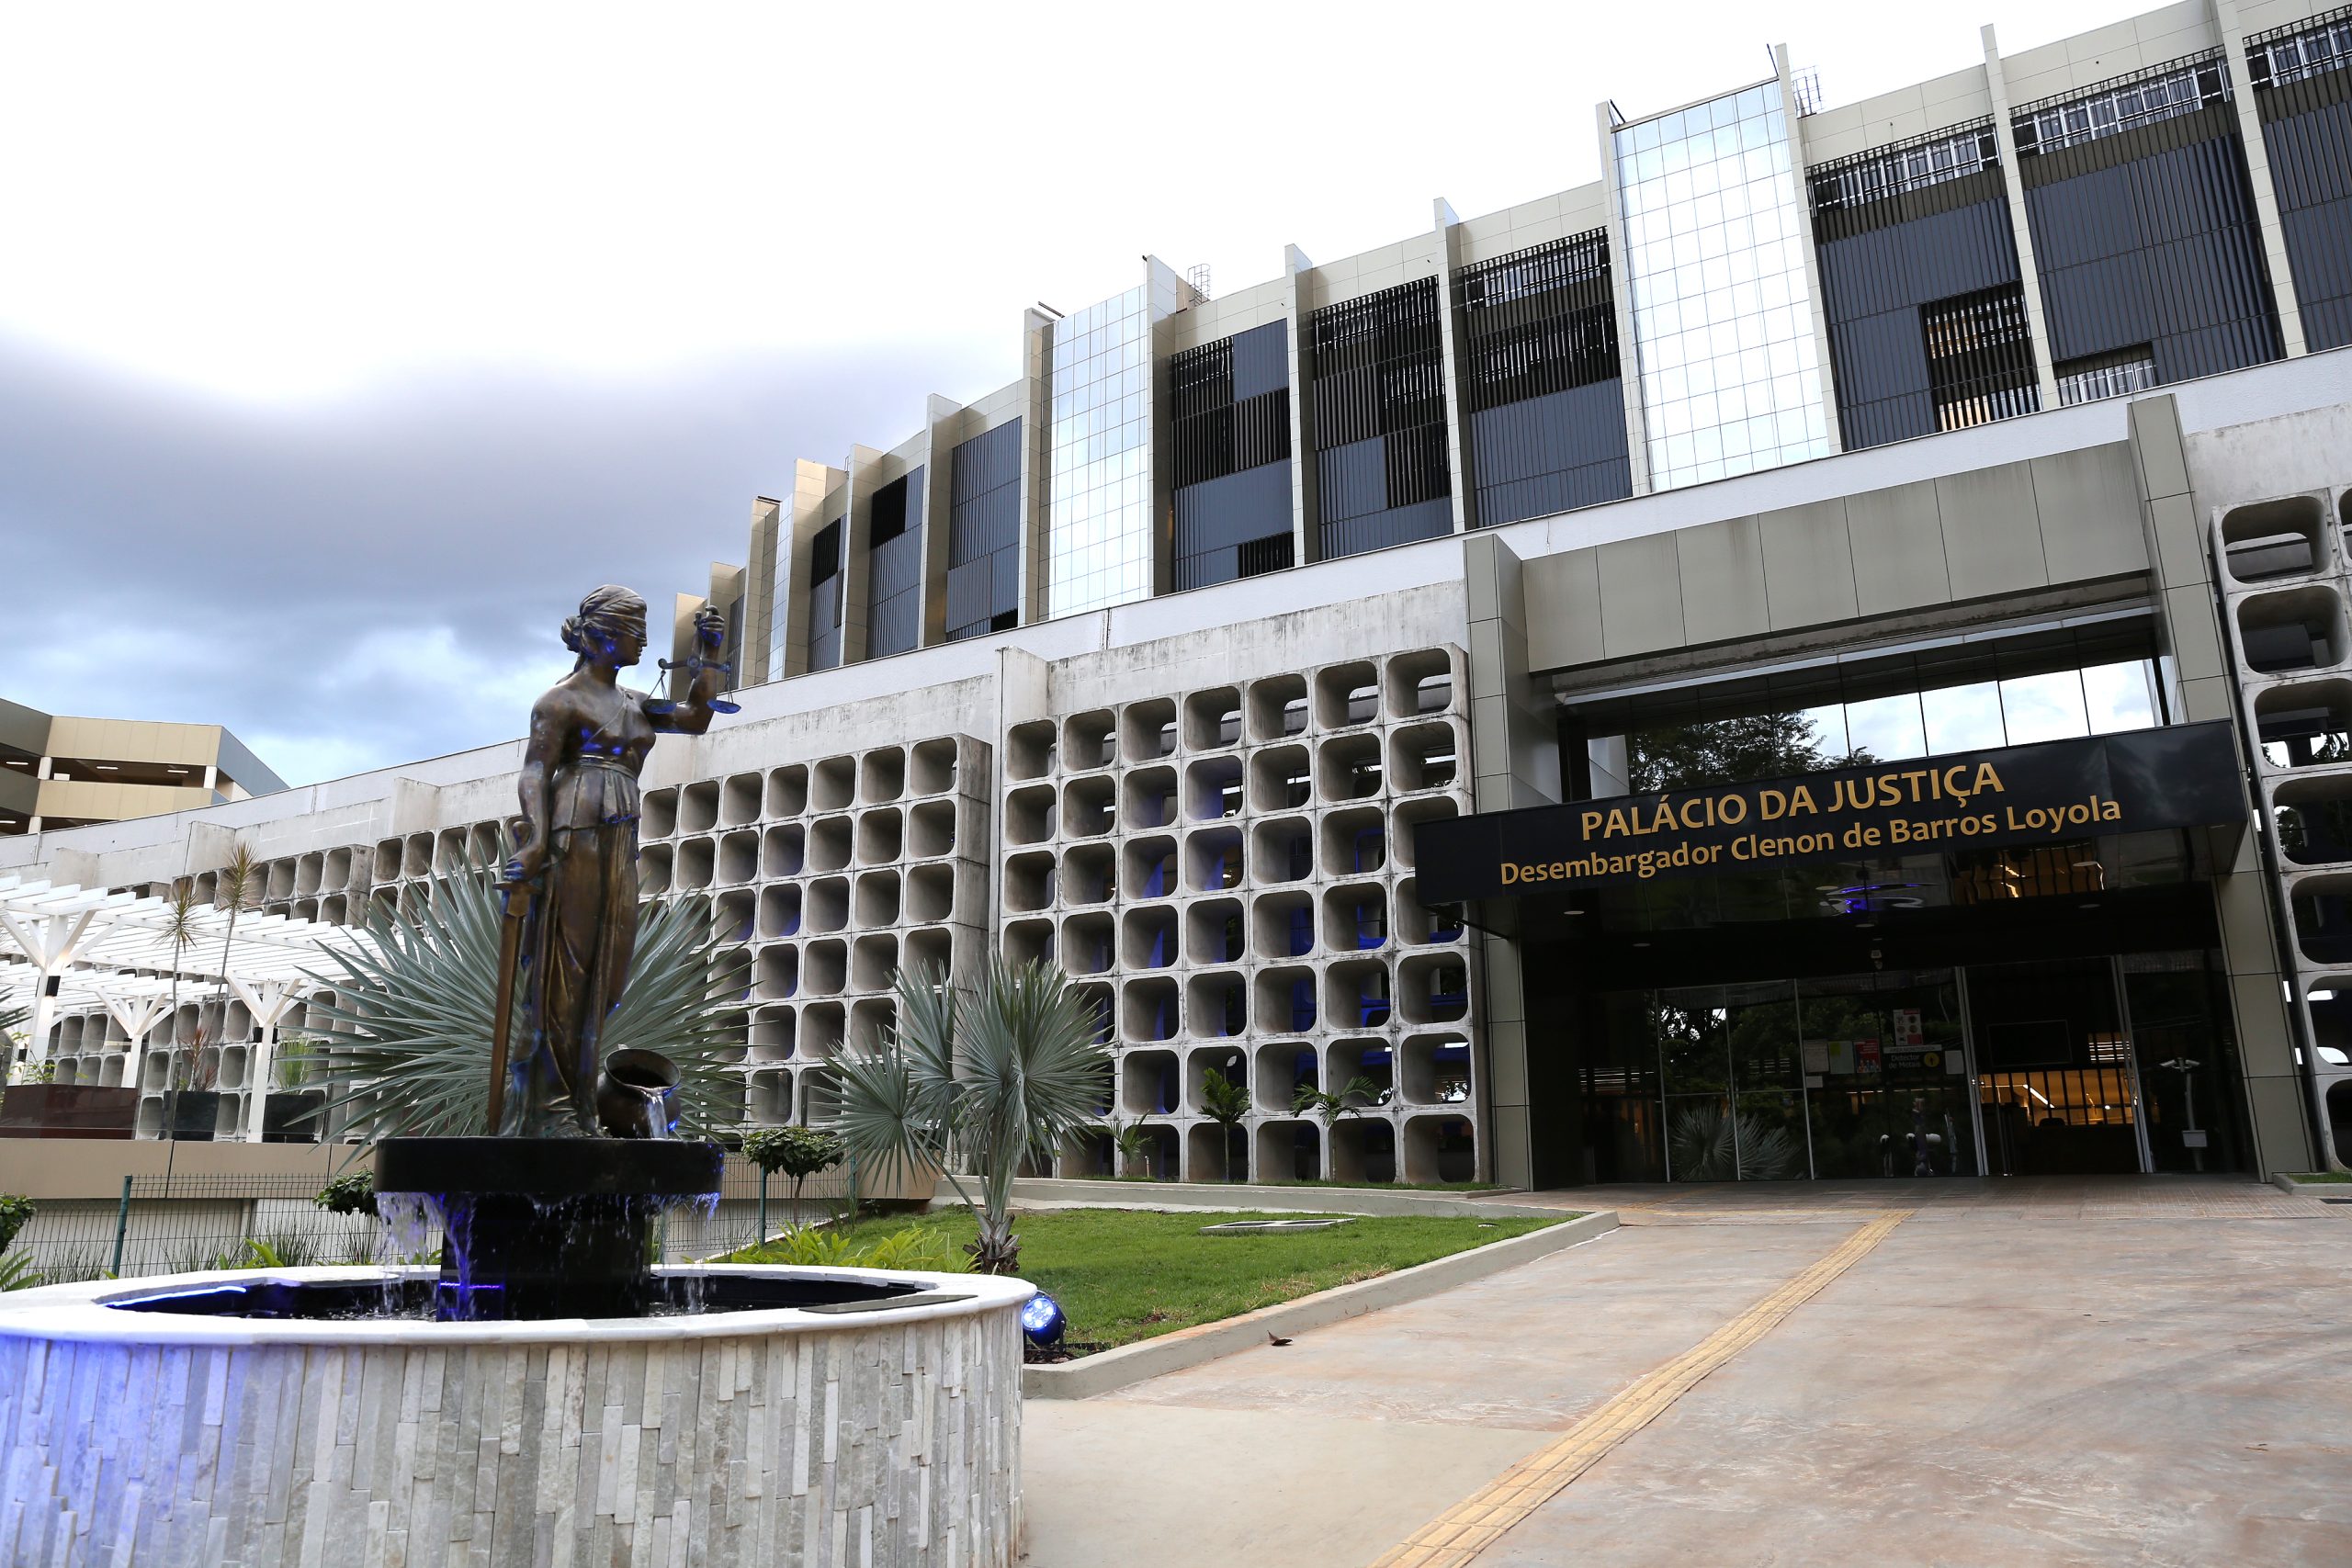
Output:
0 876 373 1142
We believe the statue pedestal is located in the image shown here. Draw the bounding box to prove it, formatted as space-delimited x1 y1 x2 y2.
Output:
376 1136 722 1320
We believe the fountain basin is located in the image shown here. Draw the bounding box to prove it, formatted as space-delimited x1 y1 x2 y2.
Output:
0 1263 1032 1566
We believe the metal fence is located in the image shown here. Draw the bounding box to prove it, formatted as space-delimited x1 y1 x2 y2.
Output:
2 1163 839 1287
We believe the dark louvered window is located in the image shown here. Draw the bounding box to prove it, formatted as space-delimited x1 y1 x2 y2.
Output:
1309 279 1452 559
865 468 922 659
1170 321 1294 591
946 421 1022 642
1808 121 2035 449
1455 230 1630 525
1924 287 2040 431
2251 5 2352 350
808 519 843 671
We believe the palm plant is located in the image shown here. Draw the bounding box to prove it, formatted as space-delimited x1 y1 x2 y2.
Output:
1111 1116 1155 1179
306 853 747 1145
832 958 1110 1275
1293 1074 1386 1131
1199 1066 1250 1181
155 886 201 1095
193 842 264 1092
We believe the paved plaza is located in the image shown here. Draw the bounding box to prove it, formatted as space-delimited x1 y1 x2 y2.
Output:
1022 1178 2352 1567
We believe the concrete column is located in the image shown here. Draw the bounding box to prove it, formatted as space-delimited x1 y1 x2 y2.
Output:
1461 530 1565 1189
1594 102 1652 496
918 394 961 648
2214 0 2309 357
1017 309 1055 625
1282 245 1320 565
837 445 886 667
1983 25 2065 413
1774 43 1847 457
740 497 783 686
2129 393 2317 1177
1431 198 1475 533
775 459 842 681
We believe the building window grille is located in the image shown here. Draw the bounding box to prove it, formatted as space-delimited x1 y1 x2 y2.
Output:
1456 230 1619 412
2248 5 2352 90
1923 286 2041 431
1237 535 1294 577
807 519 844 671
1308 278 1453 557
1808 123 1998 212
2015 52 2229 157
1171 321 1294 591
865 469 922 660
2055 347 2159 406
946 420 1021 643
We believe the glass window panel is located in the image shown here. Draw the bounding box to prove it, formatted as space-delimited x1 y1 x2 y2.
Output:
2082 660 2160 734
1999 671 2091 744
1846 693 1928 761
1923 680 2006 752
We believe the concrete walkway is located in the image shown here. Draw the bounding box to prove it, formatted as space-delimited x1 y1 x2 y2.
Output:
1019 1177 2352 1567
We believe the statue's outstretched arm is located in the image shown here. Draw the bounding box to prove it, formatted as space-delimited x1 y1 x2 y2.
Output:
650 605 729 735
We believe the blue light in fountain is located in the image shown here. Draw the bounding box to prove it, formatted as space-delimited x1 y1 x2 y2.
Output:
1020 1292 1066 1348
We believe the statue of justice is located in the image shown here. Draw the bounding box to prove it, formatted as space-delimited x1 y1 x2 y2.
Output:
488 585 736 1138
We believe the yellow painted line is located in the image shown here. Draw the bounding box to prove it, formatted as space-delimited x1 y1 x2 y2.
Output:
1370 1210 1911 1568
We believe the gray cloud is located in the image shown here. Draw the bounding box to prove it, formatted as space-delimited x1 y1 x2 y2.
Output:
0 333 1001 784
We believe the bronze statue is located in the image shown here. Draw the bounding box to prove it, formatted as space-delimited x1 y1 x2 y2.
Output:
491 585 730 1138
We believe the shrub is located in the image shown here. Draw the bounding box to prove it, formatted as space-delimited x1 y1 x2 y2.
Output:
0 1193 32 1254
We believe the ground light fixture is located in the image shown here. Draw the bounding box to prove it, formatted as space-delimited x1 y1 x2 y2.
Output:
1021 1292 1067 1349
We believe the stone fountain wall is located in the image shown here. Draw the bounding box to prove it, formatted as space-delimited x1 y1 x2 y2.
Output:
0 1303 1023 1566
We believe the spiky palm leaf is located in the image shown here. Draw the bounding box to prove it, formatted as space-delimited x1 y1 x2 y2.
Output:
306 855 747 1146
833 957 1109 1274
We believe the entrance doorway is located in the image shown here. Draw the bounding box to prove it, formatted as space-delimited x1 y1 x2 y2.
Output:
1969 957 2144 1176
1557 950 2244 1182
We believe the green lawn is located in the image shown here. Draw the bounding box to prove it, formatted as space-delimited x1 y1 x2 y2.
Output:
1057 1175 1506 1192
726 1207 1567 1351
2285 1170 2352 1183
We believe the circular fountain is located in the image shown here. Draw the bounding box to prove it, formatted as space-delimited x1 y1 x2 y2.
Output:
0 1261 1031 1564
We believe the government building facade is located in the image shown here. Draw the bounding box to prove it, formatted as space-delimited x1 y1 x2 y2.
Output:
12 0 2352 1184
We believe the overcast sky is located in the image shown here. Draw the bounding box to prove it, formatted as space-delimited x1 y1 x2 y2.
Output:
1 0 2143 787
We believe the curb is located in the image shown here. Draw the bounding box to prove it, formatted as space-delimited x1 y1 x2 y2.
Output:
1020 1208 1618 1401
1001 1177 1567 1221
2271 1172 2352 1194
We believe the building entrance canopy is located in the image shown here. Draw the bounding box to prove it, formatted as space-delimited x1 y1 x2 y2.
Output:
1416 722 2250 902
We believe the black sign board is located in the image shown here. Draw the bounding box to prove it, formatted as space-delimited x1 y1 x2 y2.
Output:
1414 721 2248 902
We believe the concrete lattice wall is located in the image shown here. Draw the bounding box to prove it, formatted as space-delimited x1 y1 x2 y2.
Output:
999 646 1481 1185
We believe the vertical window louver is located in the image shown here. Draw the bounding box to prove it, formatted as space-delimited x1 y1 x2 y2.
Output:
1309 278 1453 559
807 519 843 671
2249 4 2352 350
1454 229 1631 525
1170 321 1295 589
1923 287 2040 430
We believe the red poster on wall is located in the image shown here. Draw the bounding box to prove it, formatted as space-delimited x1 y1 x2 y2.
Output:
1859 1037 1882 1073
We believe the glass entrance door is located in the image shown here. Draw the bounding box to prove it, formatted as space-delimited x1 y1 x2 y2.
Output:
1798 970 1973 1179
1966 957 2147 1176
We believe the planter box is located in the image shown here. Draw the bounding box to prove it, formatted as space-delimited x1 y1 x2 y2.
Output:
0 1086 139 1140
164 1090 224 1142
262 1091 327 1144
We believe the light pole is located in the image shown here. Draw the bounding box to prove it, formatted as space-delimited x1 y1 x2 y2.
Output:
2159 1057 2204 1172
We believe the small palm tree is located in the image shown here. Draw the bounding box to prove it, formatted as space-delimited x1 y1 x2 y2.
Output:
1199 1066 1250 1181
1293 1073 1386 1131
193 843 263 1093
1111 1115 1155 1179
833 958 1110 1275
155 886 201 1094
307 853 747 1145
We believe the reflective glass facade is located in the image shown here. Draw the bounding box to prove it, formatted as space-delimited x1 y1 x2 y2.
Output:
1614 81 1830 491
1046 288 1153 617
